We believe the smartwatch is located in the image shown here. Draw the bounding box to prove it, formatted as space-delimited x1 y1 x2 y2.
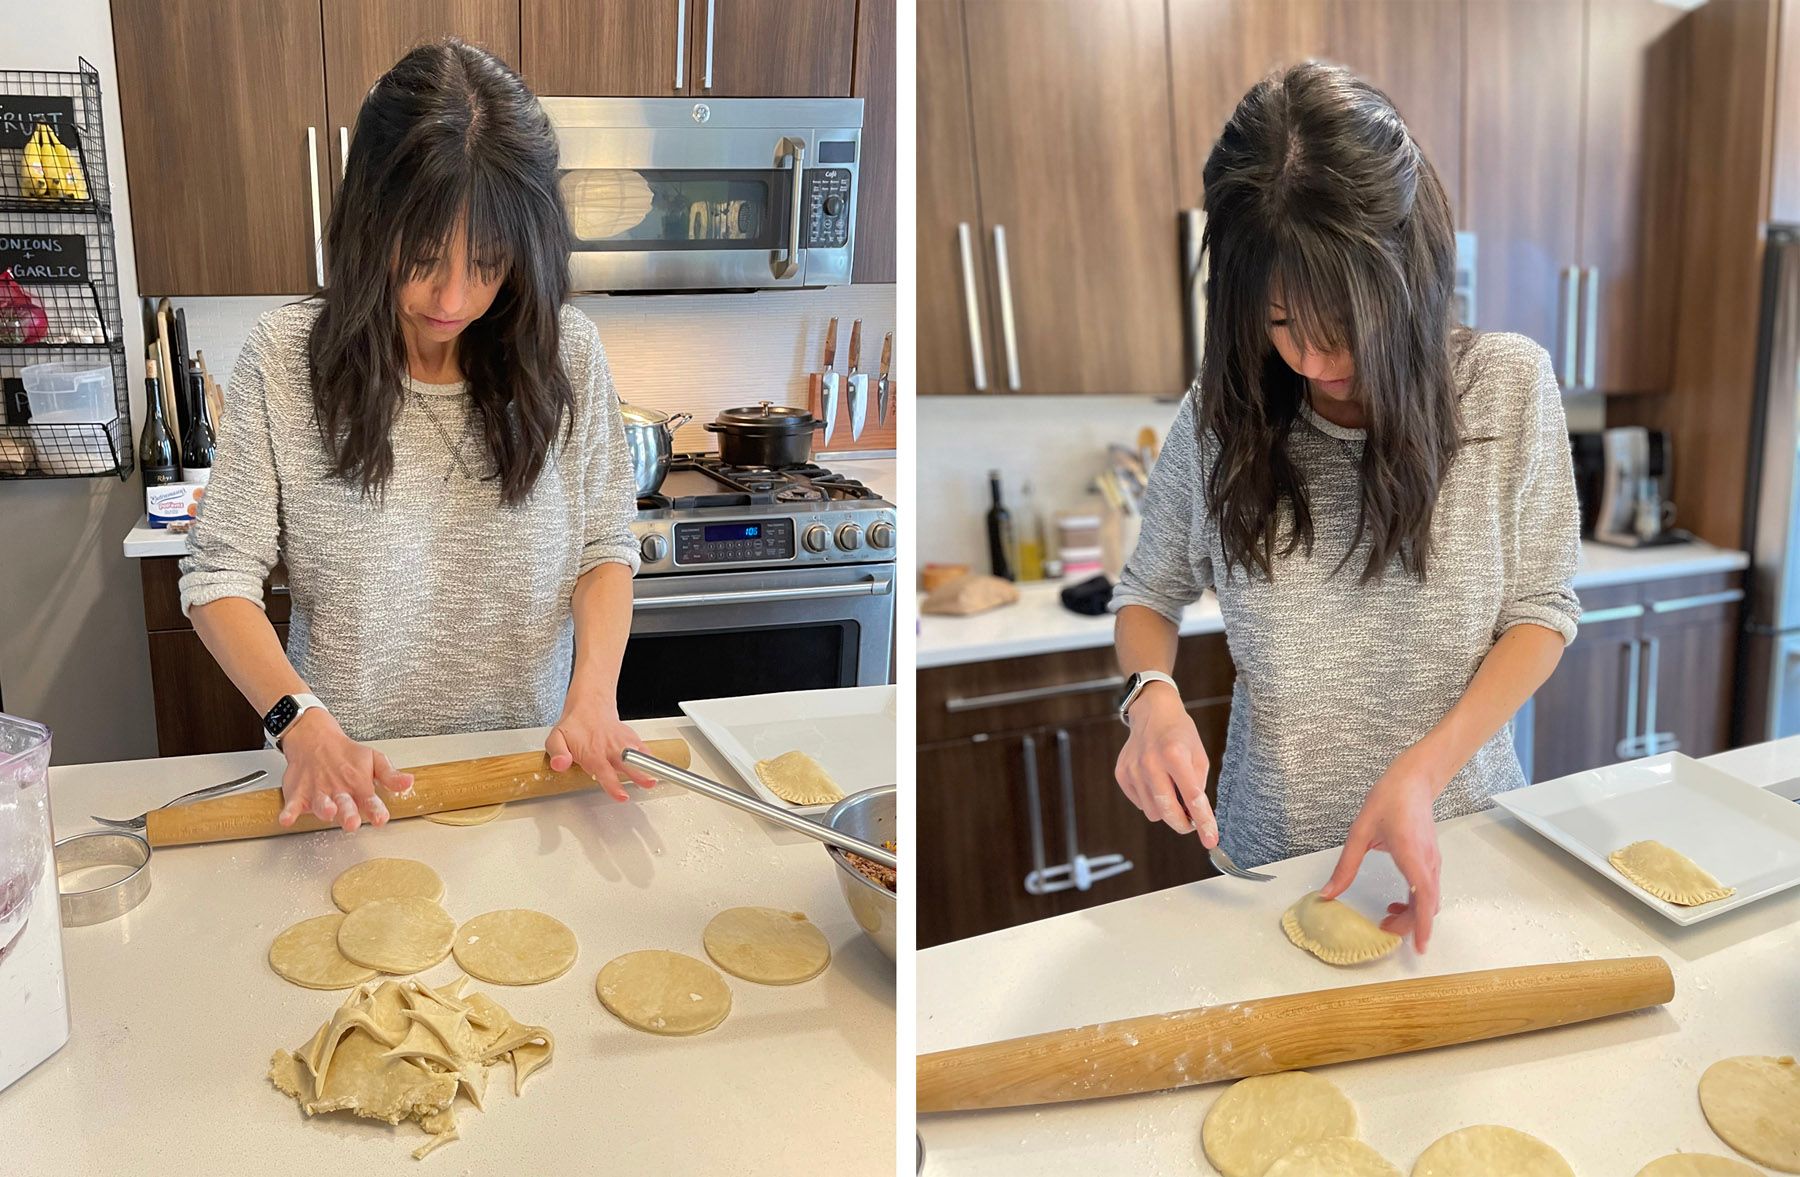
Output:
1118 671 1179 727
263 693 325 748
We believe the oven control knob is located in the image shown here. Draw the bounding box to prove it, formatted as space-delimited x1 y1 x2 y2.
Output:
868 521 895 550
803 524 830 553
823 194 845 217
640 533 668 563
835 523 864 551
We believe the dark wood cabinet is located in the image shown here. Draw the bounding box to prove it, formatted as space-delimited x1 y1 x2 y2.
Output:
1529 581 1644 783
916 0 990 394
112 0 332 296
695 0 856 97
522 0 687 96
850 0 896 284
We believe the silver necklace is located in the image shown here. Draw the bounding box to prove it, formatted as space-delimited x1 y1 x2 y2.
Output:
408 388 482 484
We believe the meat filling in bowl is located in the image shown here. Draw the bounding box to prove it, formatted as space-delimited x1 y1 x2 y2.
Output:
846 840 897 893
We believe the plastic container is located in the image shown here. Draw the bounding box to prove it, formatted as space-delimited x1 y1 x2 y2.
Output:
0 713 69 1093
21 362 112 424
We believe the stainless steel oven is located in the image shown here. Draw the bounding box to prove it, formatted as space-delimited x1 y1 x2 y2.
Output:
540 97 862 291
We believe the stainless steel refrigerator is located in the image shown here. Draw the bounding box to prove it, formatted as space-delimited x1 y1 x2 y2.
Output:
1740 225 1800 743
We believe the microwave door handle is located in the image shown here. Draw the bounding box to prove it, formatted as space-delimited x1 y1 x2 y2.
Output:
774 137 805 280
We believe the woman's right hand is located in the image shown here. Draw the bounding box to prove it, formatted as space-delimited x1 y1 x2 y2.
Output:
1114 686 1218 846
276 710 414 831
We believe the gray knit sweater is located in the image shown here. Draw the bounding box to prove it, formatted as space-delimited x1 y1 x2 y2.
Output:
1114 332 1581 867
178 301 641 742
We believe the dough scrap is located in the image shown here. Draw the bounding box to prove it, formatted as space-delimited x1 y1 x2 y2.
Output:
753 750 844 805
1609 841 1736 906
452 909 579 985
1201 1072 1358 1177
330 858 446 911
1281 892 1401 966
1266 1138 1400 1177
1635 1155 1765 1176
1412 1125 1575 1177
269 913 379 990
269 978 553 1160
425 803 506 826
596 950 732 1036
336 896 455 974
1698 1055 1800 1171
703 907 831 985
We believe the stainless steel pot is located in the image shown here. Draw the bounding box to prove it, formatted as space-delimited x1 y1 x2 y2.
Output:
620 403 692 496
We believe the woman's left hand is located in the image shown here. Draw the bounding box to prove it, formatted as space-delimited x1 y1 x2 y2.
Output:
546 700 658 801
1320 748 1444 952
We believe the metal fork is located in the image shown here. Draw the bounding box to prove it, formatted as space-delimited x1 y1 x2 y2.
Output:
1208 844 1275 882
91 770 269 832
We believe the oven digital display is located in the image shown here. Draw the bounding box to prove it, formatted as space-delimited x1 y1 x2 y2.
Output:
673 518 795 564
703 523 761 542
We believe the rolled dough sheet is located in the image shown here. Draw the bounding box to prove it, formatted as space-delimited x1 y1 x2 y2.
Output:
1281 892 1401 966
426 804 505 826
1698 1055 1800 1172
331 857 446 911
1411 1125 1574 1177
336 896 455 974
702 906 831 985
753 750 844 805
1608 841 1735 906
596 950 732 1036
452 909 578 985
1202 1071 1358 1177
269 913 380 990
1635 1156 1765 1176
1265 1138 1400 1177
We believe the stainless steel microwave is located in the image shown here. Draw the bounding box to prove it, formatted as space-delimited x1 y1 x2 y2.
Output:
539 97 862 292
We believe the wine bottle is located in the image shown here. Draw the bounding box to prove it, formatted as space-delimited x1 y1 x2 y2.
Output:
137 357 178 486
180 360 215 484
986 469 1015 582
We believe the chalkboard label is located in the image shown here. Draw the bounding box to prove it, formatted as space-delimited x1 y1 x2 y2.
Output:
0 95 81 149
0 233 88 283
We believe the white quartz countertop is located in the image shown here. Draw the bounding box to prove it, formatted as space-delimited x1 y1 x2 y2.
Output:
918 540 1750 669
120 459 897 559
4 716 894 1175
916 736 1800 1176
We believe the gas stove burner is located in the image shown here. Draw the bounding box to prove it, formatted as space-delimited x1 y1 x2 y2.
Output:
645 455 881 510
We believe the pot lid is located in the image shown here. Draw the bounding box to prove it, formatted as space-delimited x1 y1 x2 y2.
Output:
620 402 677 426
713 401 818 429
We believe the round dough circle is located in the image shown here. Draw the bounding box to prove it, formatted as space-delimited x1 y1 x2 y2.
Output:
268 913 379 990
702 907 831 985
1267 1138 1400 1177
1202 1072 1358 1177
330 858 445 911
425 804 505 826
1636 1156 1765 1177
1412 1126 1574 1177
451 909 578 985
335 896 455 974
596 950 731 1036
1698 1055 1800 1171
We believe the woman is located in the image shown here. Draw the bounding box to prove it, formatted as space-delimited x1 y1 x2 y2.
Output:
1112 62 1580 952
180 39 652 832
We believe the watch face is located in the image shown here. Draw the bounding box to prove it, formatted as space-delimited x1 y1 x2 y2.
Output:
265 696 298 737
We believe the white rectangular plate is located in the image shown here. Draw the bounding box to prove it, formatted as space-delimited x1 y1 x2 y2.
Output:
680 686 898 815
1494 752 1800 925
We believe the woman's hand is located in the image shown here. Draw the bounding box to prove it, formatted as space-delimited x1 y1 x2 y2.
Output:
1114 685 1218 846
1321 749 1443 952
277 710 414 831
546 699 656 801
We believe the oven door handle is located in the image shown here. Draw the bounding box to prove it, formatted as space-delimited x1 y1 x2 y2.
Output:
774 136 806 280
633 576 892 610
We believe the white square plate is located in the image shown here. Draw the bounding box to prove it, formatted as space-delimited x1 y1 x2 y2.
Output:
680 686 898 815
1493 752 1800 925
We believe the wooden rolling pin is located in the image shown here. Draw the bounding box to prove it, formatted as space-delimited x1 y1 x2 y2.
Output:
918 956 1673 1112
144 741 691 848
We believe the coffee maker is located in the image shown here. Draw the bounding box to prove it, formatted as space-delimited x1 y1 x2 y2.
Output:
1569 427 1678 547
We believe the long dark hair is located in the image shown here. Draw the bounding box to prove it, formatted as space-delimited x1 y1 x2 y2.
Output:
1197 61 1465 584
308 38 573 506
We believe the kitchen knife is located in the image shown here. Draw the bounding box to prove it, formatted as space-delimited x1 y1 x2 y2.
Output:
846 318 868 441
820 317 841 447
141 739 693 847
876 331 893 426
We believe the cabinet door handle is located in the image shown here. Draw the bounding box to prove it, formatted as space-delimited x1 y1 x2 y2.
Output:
1640 635 1679 756
1582 266 1599 389
1650 588 1744 614
1579 603 1646 627
338 126 349 181
1560 266 1579 388
306 127 324 288
1616 639 1643 760
957 223 990 390
1183 208 1206 380
944 674 1126 713
1021 734 1065 895
674 0 687 90
702 0 717 90
992 224 1022 391
1055 728 1133 893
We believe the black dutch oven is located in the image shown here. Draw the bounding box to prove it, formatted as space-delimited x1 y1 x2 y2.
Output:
704 401 825 468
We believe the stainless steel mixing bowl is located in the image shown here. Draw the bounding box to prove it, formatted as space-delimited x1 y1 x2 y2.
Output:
823 786 896 962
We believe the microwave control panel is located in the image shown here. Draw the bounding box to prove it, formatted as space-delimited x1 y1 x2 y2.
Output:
803 169 854 248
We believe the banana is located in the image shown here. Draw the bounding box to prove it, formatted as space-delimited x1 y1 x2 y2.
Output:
46 125 88 201
19 124 53 198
